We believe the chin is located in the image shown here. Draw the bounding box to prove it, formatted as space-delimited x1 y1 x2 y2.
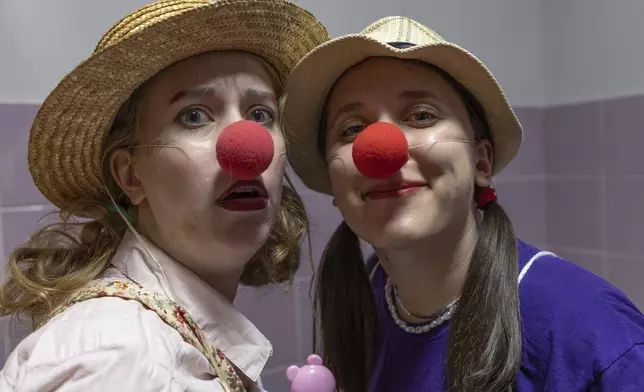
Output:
358 215 447 250
220 221 272 249
367 228 429 249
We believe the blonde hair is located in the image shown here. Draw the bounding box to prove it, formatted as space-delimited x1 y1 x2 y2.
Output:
0 53 309 325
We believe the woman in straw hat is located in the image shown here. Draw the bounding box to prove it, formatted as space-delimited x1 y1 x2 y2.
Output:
0 1 327 391
282 16 644 392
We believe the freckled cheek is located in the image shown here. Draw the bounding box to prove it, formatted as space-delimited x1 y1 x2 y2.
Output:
328 160 363 207
272 131 287 151
138 152 209 201
414 143 472 175
328 159 353 188
443 147 478 183
264 132 287 178
171 148 218 179
425 158 476 203
263 154 286 202
269 132 287 169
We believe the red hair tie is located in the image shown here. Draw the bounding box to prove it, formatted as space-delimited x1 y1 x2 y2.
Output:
476 187 497 210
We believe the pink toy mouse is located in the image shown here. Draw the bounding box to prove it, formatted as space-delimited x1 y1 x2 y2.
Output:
286 354 336 392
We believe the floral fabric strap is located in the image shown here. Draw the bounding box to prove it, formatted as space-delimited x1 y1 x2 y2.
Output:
40 280 247 392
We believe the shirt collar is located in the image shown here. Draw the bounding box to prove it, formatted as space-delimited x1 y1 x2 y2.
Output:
109 230 272 382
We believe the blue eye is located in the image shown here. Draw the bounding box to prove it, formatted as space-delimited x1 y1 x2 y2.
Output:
177 108 211 128
247 107 275 125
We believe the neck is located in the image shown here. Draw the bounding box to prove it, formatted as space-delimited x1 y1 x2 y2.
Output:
137 211 244 303
194 268 242 303
377 213 478 321
168 249 245 303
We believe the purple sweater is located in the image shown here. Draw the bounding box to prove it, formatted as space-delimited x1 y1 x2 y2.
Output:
367 240 644 391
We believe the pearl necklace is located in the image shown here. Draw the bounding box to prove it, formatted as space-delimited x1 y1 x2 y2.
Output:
384 278 459 334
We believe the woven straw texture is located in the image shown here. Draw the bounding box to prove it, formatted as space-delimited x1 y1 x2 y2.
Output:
28 0 328 212
283 16 523 195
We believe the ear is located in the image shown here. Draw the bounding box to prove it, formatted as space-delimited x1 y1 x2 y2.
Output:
474 139 493 188
110 148 146 205
286 365 300 382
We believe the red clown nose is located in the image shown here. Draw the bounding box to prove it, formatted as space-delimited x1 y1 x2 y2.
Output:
352 122 408 179
216 120 274 180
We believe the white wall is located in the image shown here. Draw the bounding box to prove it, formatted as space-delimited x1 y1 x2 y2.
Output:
0 0 545 107
0 0 153 104
544 0 644 105
2 0 642 107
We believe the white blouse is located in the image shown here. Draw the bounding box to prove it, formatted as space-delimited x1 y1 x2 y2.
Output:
0 231 272 391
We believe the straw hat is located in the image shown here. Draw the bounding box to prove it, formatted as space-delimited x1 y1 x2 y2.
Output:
283 16 523 195
28 0 328 213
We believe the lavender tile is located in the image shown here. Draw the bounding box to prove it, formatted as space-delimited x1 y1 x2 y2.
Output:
295 278 315 359
298 192 342 278
606 255 644 310
1 208 58 273
544 102 602 175
545 178 603 250
261 368 290 391
1 315 32 366
285 165 316 196
0 321 5 366
0 104 47 207
494 180 547 246
549 246 604 278
603 95 644 175
605 178 644 256
503 108 545 175
235 285 298 369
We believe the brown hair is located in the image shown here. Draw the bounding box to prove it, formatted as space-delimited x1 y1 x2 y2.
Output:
313 59 521 391
0 53 309 325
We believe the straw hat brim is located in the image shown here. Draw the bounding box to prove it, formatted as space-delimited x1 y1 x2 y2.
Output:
28 0 327 215
283 35 523 195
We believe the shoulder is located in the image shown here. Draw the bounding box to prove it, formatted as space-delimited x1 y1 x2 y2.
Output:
47 295 183 356
516 240 644 388
517 240 643 328
1 296 183 382
589 342 644 390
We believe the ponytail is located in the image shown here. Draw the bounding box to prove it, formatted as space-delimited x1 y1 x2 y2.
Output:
314 221 377 392
446 200 521 391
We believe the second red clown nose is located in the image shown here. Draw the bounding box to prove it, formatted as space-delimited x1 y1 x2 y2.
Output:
352 122 409 179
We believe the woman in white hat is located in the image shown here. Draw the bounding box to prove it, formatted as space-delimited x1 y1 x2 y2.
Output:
0 1 327 391
283 16 644 392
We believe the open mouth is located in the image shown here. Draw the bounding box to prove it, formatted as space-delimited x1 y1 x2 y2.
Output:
217 180 268 211
222 188 262 200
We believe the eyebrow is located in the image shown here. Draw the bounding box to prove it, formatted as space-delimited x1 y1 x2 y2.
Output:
169 87 276 105
245 88 277 104
169 86 213 104
328 102 363 125
399 90 439 101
